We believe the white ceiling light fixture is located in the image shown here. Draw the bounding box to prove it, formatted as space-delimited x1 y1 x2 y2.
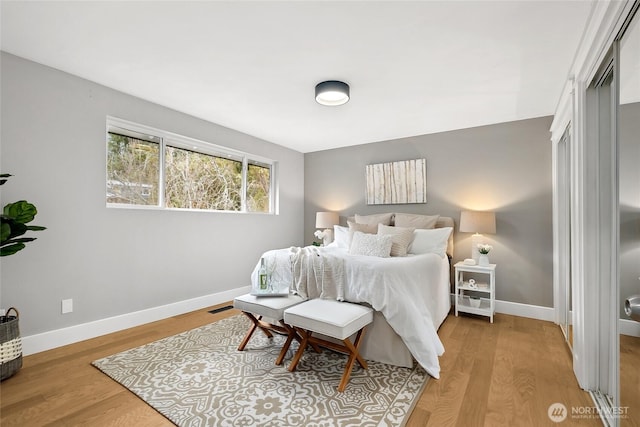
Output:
315 80 350 106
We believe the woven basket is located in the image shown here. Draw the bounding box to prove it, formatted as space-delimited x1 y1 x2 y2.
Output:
0 307 23 381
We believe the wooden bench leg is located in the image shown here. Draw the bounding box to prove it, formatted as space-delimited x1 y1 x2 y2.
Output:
275 321 298 366
238 312 273 351
338 327 368 392
309 341 323 354
288 330 312 372
287 326 369 392
290 327 322 353
350 326 368 369
238 320 258 351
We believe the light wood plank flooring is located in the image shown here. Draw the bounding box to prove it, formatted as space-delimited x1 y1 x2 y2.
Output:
621 334 640 427
1 304 600 426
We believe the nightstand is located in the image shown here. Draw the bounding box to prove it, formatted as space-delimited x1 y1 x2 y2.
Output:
454 262 496 323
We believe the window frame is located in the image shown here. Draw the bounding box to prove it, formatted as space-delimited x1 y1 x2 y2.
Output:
106 117 276 214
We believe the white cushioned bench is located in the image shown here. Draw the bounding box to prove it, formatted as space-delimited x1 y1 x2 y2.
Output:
284 299 373 392
233 293 305 365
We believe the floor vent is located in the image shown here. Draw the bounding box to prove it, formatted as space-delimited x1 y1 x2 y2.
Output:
208 305 234 315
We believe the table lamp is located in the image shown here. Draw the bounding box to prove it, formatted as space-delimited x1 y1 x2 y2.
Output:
459 211 496 262
315 212 339 246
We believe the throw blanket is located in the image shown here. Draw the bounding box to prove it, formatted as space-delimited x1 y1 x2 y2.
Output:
290 246 345 301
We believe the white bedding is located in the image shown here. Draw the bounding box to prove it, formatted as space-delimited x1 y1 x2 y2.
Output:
251 245 447 379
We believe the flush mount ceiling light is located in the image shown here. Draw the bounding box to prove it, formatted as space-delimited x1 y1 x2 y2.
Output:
315 80 350 106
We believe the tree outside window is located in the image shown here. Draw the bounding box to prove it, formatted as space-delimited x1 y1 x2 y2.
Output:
107 133 159 205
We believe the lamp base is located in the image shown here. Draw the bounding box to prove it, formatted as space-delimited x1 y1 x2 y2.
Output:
471 233 483 262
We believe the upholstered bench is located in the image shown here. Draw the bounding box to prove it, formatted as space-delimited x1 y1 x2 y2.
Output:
284 299 374 392
233 293 305 365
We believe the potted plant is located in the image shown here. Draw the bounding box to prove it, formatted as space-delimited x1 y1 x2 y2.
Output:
1 174 46 256
477 244 492 266
0 173 46 380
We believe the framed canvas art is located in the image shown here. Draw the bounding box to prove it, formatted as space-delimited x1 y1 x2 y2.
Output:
366 159 426 205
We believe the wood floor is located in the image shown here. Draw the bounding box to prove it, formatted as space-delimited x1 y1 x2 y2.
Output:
0 304 600 426
621 334 640 427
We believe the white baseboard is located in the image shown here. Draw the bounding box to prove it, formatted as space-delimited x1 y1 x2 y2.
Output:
494 299 555 322
450 294 555 322
619 318 640 337
450 294 639 335
21 286 251 356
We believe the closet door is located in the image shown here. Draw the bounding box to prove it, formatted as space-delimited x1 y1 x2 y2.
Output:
618 6 640 426
580 48 619 421
582 6 639 425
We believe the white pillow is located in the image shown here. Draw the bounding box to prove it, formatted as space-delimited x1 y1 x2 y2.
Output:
409 227 453 257
333 225 349 249
355 213 393 226
377 223 415 257
349 231 393 257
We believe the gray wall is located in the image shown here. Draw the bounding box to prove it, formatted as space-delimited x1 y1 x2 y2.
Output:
620 102 640 318
304 117 554 307
0 53 305 336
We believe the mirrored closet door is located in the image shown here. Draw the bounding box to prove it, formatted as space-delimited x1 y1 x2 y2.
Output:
587 51 618 414
618 6 640 425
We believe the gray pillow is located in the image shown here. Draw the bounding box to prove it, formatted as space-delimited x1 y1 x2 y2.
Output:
394 213 439 229
377 224 416 257
355 213 393 226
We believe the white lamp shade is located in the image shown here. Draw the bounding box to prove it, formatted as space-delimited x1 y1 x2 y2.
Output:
459 211 496 234
316 211 339 229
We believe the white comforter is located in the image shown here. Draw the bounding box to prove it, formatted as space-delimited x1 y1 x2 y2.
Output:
251 245 446 378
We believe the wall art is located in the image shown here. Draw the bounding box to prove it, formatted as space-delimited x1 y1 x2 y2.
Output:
366 158 426 205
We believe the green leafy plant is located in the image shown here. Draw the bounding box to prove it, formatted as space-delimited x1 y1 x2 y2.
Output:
0 174 46 256
477 244 493 255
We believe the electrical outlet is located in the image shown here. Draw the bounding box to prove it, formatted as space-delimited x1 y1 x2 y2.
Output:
61 299 73 314
0 308 5 317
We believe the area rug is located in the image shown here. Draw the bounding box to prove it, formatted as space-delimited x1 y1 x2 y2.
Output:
92 314 428 426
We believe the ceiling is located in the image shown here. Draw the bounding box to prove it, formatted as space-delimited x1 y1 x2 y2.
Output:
0 1 595 153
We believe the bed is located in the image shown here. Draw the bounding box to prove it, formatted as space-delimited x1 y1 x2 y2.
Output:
251 215 454 379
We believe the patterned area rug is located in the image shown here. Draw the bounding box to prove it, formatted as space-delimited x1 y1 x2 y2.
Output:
92 314 428 426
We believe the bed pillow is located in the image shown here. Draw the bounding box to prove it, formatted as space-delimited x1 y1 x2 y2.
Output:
409 227 453 257
349 231 393 258
333 225 349 249
348 220 377 234
394 213 440 229
347 221 378 246
355 213 393 226
377 224 415 257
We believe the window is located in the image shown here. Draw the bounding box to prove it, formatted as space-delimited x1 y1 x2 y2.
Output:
247 161 272 213
107 132 160 205
164 145 242 211
106 118 275 213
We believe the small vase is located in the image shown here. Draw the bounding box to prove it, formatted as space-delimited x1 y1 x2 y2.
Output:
479 254 490 266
